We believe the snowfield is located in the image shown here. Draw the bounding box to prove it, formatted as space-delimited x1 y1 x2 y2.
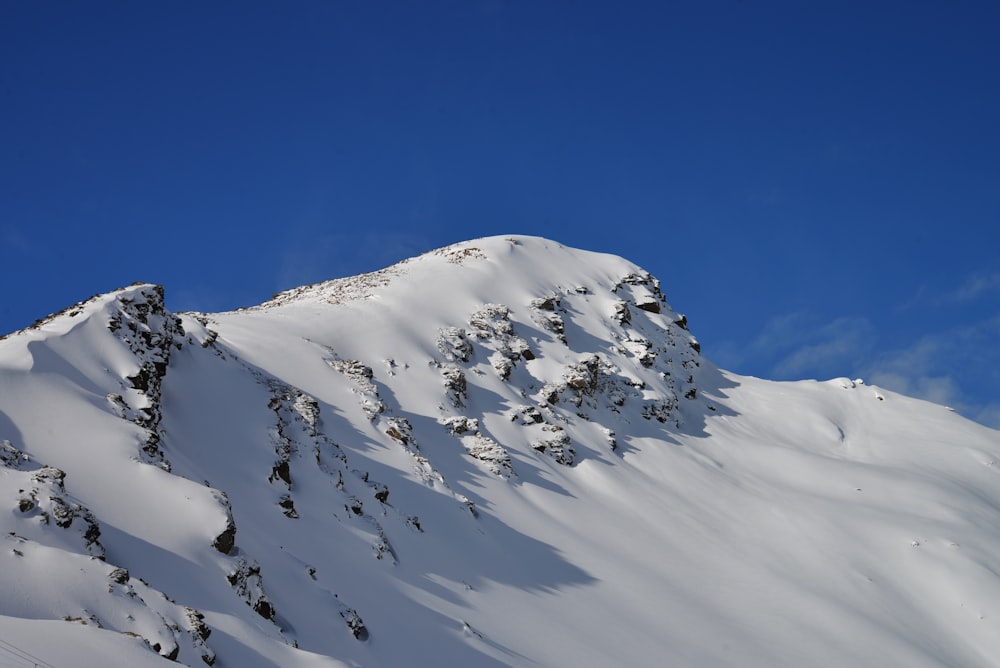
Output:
1 235 997 667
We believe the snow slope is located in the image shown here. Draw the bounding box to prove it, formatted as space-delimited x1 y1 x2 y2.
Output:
1 235 998 667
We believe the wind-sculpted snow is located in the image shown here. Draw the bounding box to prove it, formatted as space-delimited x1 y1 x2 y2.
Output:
0 236 999 667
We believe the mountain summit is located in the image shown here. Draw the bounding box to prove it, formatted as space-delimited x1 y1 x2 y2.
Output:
1 236 998 667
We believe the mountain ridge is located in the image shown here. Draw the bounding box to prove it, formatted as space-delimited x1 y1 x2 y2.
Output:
1 235 998 667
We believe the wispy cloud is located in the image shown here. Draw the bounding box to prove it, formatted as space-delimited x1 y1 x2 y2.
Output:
899 271 1000 311
973 403 1000 430
770 316 874 378
723 311 875 380
948 273 1000 303
863 316 1000 425
718 308 999 430
867 368 962 408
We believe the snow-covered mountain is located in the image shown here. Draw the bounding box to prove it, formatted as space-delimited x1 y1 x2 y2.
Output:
1 235 998 668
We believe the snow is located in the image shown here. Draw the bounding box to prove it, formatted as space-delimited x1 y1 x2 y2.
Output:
0 235 998 666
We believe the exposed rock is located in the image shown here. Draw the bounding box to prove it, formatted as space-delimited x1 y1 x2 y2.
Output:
614 271 665 296
439 417 514 477
529 294 567 344
489 351 514 380
435 244 487 264
339 606 369 640
11 465 108 560
153 640 180 661
278 495 299 518
384 417 414 446
643 397 678 424
269 460 292 487
468 304 533 379
226 558 276 621
436 327 473 363
621 336 657 367
463 434 514 478
529 295 559 311
201 328 219 348
264 385 313 490
264 384 324 497
604 427 618 452
470 304 514 339
612 300 632 325
542 355 635 411
185 607 212 642
441 364 468 408
509 405 544 425
105 567 129 585
372 525 396 562
531 426 574 466
212 492 237 555
0 439 31 470
213 524 236 555
107 285 184 471
440 416 479 435
327 357 385 421
564 355 601 393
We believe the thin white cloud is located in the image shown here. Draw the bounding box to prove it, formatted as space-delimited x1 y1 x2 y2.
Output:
869 338 941 378
714 312 876 380
973 403 1000 431
863 316 1000 424
771 316 874 378
715 303 999 430
734 311 874 379
949 273 1000 303
899 271 1000 311
747 312 813 354
867 368 962 409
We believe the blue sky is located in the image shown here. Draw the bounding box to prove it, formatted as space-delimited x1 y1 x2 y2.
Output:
2 1 999 427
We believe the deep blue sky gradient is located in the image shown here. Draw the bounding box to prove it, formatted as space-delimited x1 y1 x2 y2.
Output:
2 1 999 426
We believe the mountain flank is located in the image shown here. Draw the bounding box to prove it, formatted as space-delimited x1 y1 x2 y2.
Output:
1 236 998 668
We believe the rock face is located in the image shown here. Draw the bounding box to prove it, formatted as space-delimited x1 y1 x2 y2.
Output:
107 284 185 469
3 441 105 560
0 236 998 668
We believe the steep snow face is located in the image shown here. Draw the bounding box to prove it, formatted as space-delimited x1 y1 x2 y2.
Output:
0 235 998 668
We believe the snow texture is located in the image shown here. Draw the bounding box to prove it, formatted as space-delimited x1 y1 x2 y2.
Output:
0 235 998 667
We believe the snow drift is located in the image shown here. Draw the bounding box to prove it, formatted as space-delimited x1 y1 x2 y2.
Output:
1 235 998 667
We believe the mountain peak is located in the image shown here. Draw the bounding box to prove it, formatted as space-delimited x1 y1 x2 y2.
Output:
1 238 998 668
255 235 657 310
